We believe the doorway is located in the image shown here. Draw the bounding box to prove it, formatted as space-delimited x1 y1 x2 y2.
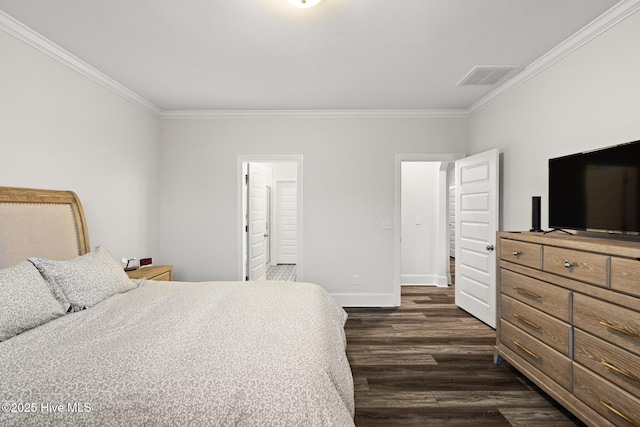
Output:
238 155 303 282
393 154 463 306
400 161 450 287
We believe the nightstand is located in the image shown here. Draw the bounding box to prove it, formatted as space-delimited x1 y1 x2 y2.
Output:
126 265 173 281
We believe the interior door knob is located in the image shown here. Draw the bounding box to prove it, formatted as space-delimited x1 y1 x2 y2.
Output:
486 245 494 251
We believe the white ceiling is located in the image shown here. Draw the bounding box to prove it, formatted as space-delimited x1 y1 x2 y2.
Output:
0 0 626 112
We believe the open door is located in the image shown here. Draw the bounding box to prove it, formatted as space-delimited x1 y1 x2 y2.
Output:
455 149 499 328
247 163 267 280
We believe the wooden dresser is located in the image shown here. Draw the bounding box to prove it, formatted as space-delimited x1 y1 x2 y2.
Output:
496 231 640 427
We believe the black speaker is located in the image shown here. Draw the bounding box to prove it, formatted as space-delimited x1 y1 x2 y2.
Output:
530 196 542 232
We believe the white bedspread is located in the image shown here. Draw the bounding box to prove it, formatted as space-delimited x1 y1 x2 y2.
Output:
0 280 354 426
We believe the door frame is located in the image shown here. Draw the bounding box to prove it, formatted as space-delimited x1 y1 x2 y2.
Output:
265 185 272 265
393 153 464 306
237 154 303 281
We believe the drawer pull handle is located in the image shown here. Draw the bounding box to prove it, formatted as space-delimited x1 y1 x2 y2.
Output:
564 261 572 268
600 401 640 427
513 250 521 256
512 341 542 361
514 314 543 331
601 361 640 386
600 321 640 342
513 287 542 300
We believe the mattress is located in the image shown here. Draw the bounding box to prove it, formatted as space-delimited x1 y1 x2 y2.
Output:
0 280 354 426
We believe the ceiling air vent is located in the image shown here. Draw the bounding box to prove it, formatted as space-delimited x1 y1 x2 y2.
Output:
457 66 521 86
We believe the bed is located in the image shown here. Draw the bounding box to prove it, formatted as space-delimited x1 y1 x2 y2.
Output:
0 186 354 426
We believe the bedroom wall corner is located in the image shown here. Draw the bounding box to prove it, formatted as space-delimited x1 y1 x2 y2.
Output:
467 9 640 232
0 29 162 263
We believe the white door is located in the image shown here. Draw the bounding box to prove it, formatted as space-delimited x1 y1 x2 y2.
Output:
455 149 499 328
247 163 267 280
277 181 297 264
449 184 456 258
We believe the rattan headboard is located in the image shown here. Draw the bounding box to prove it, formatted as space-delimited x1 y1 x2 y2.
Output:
0 187 90 269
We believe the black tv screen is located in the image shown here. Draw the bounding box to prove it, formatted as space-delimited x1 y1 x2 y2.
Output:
549 140 640 235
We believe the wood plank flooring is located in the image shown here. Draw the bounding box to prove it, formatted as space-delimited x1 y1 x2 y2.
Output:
344 283 586 426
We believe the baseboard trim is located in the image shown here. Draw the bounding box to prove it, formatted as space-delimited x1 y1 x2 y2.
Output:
401 274 449 287
402 283 450 288
331 293 398 308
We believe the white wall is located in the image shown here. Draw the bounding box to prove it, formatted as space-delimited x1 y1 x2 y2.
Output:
272 162 297 182
401 162 446 285
6 3 638 308
160 118 467 305
0 30 162 262
468 10 640 232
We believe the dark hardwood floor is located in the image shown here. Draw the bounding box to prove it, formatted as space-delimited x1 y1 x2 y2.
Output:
344 264 586 426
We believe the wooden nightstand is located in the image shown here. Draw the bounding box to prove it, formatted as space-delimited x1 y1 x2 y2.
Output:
126 265 173 281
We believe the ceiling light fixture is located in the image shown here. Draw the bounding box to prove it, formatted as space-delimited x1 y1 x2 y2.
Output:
288 0 322 8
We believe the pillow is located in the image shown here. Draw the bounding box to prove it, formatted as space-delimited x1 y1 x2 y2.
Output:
29 246 136 309
0 260 68 342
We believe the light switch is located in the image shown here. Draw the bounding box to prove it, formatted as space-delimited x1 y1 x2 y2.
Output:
415 217 421 225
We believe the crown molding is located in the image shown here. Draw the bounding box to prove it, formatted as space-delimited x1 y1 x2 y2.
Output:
4 0 637 120
469 0 640 115
0 11 468 120
0 10 162 117
160 109 470 119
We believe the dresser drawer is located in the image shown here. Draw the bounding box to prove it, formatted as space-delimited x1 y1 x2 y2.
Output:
611 256 640 298
500 239 542 269
501 269 570 322
574 329 640 398
543 246 608 287
573 364 640 427
500 319 570 390
573 293 640 357
501 295 570 356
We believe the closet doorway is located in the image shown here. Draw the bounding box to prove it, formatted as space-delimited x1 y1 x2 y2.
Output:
238 155 303 282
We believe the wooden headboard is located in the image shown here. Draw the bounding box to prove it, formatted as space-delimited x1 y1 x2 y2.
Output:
0 187 90 269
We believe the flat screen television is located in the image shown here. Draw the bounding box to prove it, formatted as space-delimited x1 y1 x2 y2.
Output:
548 140 640 236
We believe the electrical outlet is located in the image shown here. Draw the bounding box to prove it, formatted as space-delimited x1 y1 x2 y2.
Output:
353 275 360 285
